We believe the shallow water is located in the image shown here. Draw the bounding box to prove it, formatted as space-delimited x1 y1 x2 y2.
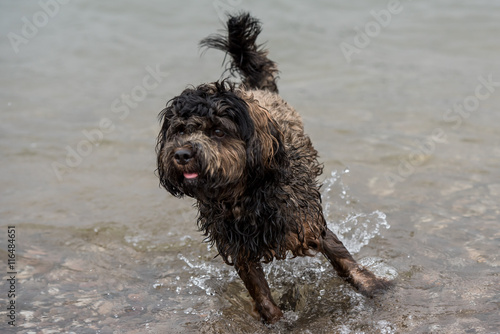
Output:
1 0 499 333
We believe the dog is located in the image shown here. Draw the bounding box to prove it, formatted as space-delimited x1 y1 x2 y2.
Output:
156 13 391 323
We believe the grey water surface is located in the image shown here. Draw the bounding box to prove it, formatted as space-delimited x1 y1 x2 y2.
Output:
1 1 499 333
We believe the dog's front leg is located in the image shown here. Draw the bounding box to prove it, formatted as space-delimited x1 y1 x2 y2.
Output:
319 228 391 296
234 261 283 323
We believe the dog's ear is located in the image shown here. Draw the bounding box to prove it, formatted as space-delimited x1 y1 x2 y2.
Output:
244 100 289 181
156 106 184 197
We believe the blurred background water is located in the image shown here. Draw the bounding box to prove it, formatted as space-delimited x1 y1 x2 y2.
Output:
1 0 499 333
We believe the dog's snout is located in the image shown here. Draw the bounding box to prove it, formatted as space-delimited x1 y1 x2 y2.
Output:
174 148 194 165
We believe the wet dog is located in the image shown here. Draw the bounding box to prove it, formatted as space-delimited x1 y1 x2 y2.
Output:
156 13 390 323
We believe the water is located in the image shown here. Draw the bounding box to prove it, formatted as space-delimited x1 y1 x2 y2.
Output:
1 0 499 333
323 169 391 254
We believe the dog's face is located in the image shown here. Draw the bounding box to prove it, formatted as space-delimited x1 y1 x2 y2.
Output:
156 82 287 202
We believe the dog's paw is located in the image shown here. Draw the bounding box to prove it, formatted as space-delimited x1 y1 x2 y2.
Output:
257 299 284 324
356 277 393 298
349 267 393 298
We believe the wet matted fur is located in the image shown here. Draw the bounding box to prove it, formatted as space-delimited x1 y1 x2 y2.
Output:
156 13 391 323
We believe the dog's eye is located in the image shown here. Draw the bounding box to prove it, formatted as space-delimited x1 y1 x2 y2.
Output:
213 129 225 138
176 126 185 136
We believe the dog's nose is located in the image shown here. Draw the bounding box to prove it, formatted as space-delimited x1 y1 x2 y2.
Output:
174 148 194 165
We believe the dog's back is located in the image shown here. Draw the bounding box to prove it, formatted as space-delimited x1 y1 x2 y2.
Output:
201 13 322 176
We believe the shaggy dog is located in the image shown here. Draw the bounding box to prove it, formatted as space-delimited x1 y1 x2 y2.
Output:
156 13 390 323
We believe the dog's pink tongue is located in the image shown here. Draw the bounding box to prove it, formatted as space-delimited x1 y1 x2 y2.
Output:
184 172 198 179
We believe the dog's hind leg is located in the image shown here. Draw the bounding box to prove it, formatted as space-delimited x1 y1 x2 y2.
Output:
234 261 283 323
319 228 391 296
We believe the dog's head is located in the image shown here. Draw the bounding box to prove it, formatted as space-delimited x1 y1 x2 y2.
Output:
156 81 288 201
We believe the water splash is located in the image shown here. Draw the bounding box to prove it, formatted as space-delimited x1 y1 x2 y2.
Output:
359 257 398 280
177 253 237 296
322 169 390 254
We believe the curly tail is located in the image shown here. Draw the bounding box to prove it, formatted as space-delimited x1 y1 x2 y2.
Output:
200 12 279 93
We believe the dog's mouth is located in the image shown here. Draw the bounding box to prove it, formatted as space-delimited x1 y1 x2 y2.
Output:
183 172 199 179
177 168 207 199
179 166 202 185
174 169 201 196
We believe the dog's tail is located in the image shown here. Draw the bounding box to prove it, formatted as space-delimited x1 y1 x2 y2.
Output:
200 13 279 93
